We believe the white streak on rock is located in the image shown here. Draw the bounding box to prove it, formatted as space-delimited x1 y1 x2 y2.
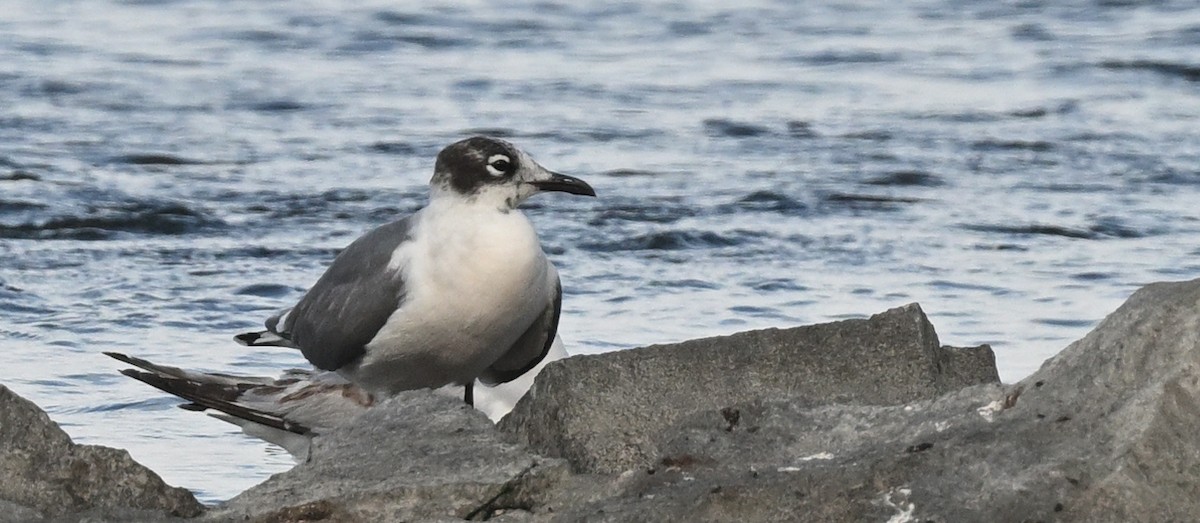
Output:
799 452 835 461
883 487 916 523
977 399 1005 422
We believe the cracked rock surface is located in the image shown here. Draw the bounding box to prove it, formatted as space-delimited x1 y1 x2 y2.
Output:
518 280 1200 521
500 303 998 474
203 392 567 522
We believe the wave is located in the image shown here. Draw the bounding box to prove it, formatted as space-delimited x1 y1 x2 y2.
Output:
0 200 222 240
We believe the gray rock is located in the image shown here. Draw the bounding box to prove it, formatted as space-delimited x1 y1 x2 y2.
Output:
205 391 569 522
0 499 43 523
0 385 203 522
499 303 999 474
1013 277 1200 522
545 277 1200 522
548 386 1007 522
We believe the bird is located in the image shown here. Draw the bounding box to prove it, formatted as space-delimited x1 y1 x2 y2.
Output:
108 136 593 455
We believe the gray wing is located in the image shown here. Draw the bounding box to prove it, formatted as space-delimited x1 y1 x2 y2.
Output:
285 217 412 371
478 270 562 386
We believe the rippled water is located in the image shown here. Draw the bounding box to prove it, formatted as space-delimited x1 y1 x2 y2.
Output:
2 0 1199 503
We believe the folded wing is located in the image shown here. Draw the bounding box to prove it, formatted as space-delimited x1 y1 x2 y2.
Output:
478 266 562 386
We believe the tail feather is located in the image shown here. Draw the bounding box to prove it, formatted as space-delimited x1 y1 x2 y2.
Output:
105 352 373 456
115 366 311 435
207 412 314 457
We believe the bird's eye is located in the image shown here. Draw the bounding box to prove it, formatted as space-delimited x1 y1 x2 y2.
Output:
486 154 512 177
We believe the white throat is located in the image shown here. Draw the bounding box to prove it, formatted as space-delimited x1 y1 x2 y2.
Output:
430 182 529 212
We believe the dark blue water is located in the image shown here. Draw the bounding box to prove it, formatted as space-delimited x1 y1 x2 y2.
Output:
3 0 1199 502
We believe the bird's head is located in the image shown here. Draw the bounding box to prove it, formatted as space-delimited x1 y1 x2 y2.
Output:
430 136 595 209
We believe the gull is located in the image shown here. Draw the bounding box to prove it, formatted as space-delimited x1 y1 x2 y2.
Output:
234 135 593 402
108 136 592 455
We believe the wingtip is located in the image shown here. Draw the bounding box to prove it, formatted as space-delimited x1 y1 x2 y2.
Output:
234 330 296 348
105 351 157 370
118 368 149 380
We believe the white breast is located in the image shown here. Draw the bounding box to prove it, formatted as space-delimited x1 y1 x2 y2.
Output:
355 200 551 392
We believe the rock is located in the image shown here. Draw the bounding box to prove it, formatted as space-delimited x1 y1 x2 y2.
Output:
499 303 999 473
0 385 203 522
541 278 1200 521
0 499 42 523
204 391 570 522
933 342 1000 393
548 386 1009 521
1014 278 1200 522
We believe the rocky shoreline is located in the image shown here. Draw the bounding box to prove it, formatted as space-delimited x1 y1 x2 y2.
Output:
3 278 1199 522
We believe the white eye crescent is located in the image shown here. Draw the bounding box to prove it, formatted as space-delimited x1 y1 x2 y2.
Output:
486 154 512 177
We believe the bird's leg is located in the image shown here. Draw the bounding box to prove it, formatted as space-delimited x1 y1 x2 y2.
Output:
464 381 474 406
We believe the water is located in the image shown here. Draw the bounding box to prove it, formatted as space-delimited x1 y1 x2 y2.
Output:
2 0 1199 503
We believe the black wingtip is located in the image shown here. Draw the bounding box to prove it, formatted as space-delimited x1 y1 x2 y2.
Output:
233 332 258 346
234 330 296 348
106 352 166 376
106 352 143 367
118 368 159 386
